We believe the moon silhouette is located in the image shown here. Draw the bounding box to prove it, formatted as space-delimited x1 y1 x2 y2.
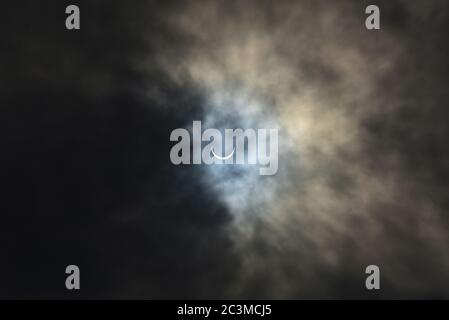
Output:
211 147 235 160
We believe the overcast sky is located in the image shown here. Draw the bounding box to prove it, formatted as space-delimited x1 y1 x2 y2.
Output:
2 0 449 298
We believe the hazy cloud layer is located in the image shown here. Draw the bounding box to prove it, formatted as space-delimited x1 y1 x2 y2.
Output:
2 0 449 298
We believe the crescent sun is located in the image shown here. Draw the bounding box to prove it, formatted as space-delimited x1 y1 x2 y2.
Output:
211 147 235 160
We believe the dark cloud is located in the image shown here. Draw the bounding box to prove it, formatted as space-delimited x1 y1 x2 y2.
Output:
1 0 237 299
1 0 449 299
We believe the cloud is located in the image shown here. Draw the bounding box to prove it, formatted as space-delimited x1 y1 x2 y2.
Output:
2 0 449 298
143 0 449 298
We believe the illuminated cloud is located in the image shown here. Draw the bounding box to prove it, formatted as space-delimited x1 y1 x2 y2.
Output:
3 0 449 298
144 0 449 297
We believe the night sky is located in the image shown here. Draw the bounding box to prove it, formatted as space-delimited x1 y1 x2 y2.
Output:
2 0 449 299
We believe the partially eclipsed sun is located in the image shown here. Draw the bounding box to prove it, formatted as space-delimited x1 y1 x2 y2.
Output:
211 147 235 160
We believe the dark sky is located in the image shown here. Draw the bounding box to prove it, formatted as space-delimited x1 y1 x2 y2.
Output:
1 0 449 299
